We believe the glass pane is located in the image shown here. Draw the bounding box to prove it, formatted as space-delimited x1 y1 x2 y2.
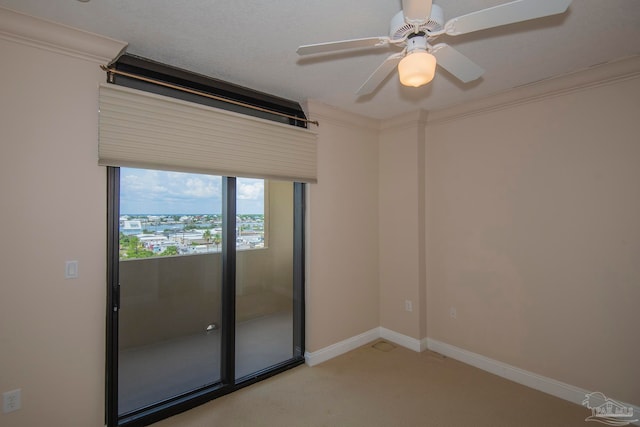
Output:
235 179 294 379
118 168 222 414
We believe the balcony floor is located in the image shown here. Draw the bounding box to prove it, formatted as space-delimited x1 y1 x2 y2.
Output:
118 310 293 415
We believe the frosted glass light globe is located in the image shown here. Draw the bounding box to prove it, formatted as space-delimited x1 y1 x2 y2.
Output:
398 51 436 87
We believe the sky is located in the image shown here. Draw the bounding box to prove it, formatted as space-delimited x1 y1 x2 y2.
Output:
120 168 264 214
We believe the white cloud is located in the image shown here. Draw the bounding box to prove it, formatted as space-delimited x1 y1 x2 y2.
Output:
237 178 264 200
122 170 168 194
184 176 220 198
119 169 264 214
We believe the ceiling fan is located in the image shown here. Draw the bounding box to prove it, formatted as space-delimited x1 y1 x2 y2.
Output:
296 0 572 96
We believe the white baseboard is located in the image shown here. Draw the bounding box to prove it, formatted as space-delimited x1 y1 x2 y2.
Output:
305 329 639 426
426 338 640 426
304 328 379 367
305 327 425 366
379 327 424 352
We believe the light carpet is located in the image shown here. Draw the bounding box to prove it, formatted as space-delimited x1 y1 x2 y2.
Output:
154 340 590 426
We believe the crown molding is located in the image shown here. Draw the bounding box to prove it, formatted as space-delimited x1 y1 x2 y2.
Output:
380 109 428 132
428 55 640 125
305 100 380 132
0 6 127 64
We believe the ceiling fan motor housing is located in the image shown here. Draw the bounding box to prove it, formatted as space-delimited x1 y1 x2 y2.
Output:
390 4 444 39
405 34 428 53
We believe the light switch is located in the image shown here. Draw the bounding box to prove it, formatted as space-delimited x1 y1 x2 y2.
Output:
65 261 78 279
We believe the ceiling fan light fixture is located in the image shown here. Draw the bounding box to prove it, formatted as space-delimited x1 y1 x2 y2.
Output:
398 50 436 87
297 0 572 95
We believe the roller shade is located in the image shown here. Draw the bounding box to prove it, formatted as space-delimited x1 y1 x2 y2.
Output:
98 83 317 182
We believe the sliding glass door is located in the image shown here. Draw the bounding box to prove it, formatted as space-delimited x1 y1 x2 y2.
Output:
107 168 305 426
235 180 295 379
116 168 223 414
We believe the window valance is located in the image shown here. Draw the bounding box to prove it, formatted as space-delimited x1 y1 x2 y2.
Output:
98 83 317 183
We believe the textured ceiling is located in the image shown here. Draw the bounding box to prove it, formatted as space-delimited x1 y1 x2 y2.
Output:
2 0 639 119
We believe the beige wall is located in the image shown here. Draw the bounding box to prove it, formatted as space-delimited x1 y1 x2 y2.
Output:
0 36 114 426
425 75 640 405
378 112 428 340
305 102 380 352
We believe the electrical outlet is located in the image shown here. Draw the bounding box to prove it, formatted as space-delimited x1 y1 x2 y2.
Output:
405 300 413 312
65 260 79 279
449 306 457 319
3 389 21 413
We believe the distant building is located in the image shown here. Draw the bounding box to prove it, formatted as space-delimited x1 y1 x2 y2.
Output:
123 220 142 231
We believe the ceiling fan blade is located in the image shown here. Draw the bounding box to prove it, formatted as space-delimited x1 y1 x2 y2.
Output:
444 0 572 36
356 53 404 96
297 37 390 56
431 43 484 83
402 0 432 25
